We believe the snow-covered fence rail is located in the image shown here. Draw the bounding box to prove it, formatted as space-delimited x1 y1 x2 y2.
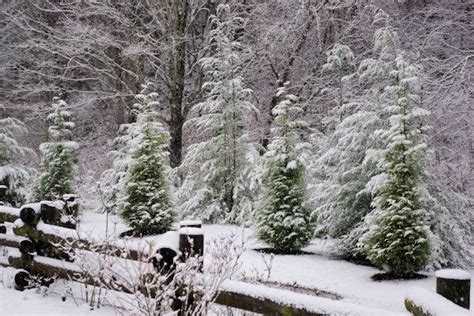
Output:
0 205 20 223
405 287 471 316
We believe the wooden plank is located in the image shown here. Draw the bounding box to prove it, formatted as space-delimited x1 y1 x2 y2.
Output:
13 223 144 261
215 290 325 316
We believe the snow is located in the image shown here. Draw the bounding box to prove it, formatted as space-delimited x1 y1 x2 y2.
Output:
406 286 472 316
178 227 204 236
37 222 78 239
221 279 403 315
435 269 471 280
201 224 474 313
0 286 116 316
179 219 202 226
147 231 179 253
41 200 66 210
20 203 41 213
0 205 20 217
34 255 82 273
2 213 473 314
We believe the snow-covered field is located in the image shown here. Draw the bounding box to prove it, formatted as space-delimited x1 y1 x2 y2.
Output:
1 212 472 315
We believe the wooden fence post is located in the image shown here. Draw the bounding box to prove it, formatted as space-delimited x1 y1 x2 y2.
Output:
436 269 471 310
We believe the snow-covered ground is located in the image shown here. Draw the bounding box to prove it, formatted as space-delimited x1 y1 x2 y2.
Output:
1 212 472 315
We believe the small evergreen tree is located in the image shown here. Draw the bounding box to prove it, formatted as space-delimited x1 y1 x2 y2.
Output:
255 83 312 253
119 83 175 235
363 56 430 276
100 83 162 214
177 3 259 224
33 97 78 201
0 117 33 206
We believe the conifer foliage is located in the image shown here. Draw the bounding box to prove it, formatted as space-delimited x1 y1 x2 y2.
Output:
364 56 430 276
178 3 259 224
0 116 32 206
120 83 175 235
255 83 312 253
33 97 77 201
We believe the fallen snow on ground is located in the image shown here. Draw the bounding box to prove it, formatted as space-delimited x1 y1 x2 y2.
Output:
1 212 473 315
0 283 116 316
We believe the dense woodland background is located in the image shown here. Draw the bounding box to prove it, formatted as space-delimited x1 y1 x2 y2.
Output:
0 0 472 200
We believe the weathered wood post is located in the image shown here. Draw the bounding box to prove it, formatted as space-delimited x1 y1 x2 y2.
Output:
178 224 204 263
0 184 6 203
175 221 204 315
436 269 471 309
13 269 31 291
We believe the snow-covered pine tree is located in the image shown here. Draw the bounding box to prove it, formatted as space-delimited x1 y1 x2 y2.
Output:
177 3 259 224
99 84 160 214
0 116 33 206
118 82 175 235
363 56 430 277
32 97 78 201
255 82 312 253
309 26 400 254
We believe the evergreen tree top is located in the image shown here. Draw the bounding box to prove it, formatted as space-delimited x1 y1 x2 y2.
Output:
322 44 354 75
47 96 74 143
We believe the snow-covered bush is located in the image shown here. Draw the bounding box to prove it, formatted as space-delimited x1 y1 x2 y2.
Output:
255 83 312 253
177 3 259 224
0 116 33 206
32 97 78 201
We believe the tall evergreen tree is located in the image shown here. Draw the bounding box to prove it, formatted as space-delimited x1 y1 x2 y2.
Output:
119 83 175 235
177 3 259 224
33 97 78 201
255 83 312 253
363 56 430 276
310 26 399 261
0 116 33 206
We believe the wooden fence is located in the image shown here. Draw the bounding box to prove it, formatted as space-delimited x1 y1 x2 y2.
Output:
0 201 470 315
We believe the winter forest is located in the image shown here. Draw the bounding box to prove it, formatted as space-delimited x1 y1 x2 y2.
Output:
0 0 473 315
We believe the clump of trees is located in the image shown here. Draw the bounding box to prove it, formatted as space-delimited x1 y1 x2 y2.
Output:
0 0 472 278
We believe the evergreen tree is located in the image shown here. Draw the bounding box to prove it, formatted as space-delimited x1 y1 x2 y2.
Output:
310 27 399 260
255 83 312 253
177 3 259 224
120 90 175 234
0 116 33 206
33 97 78 201
363 55 430 276
100 83 161 214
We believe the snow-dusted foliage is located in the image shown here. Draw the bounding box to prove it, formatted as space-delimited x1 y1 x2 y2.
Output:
0 116 33 206
363 56 430 276
177 3 259 224
322 43 355 111
100 83 164 215
102 82 175 234
255 83 312 253
121 122 174 235
310 27 398 253
32 97 78 201
422 181 474 269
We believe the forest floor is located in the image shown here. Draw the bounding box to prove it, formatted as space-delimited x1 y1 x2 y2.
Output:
1 211 473 315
